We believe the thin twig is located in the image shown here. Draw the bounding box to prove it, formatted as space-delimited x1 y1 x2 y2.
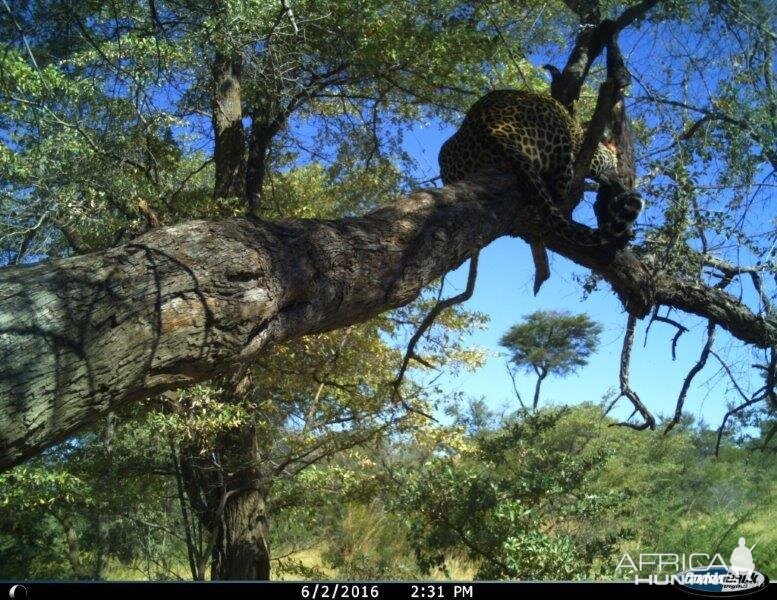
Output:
505 363 527 410
647 312 689 361
8 211 51 265
709 350 751 404
281 0 299 34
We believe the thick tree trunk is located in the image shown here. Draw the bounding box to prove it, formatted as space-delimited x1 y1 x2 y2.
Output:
244 120 276 217
182 373 273 581
212 48 272 580
212 52 245 202
212 486 271 580
0 173 774 470
94 509 109 580
178 429 272 581
54 514 91 580
210 430 272 582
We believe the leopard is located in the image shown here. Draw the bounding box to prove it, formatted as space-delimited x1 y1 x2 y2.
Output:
438 89 643 247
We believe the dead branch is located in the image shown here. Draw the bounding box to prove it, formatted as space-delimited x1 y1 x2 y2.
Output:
715 395 767 456
645 309 689 361
548 0 660 109
710 350 751 404
505 364 527 411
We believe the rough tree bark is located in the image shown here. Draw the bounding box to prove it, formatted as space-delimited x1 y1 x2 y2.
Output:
214 482 271 580
209 421 272 580
0 172 774 470
244 117 276 217
550 0 660 110
176 370 274 580
212 51 246 202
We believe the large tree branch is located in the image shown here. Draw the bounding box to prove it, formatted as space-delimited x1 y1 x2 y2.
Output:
547 5 651 215
0 172 774 470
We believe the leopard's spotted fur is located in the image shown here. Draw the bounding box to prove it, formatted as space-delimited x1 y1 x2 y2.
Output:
439 89 643 246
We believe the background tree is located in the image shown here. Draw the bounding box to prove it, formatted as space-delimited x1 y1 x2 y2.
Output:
500 311 603 410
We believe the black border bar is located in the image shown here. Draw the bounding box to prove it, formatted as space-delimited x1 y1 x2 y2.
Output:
5 581 769 599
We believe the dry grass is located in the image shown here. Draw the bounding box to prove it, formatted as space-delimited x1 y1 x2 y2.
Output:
105 548 475 581
275 546 475 581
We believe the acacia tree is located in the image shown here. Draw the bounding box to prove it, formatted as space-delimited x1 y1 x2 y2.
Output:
0 0 776 579
501 311 602 410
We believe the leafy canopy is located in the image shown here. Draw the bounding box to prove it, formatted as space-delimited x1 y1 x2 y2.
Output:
499 310 603 377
